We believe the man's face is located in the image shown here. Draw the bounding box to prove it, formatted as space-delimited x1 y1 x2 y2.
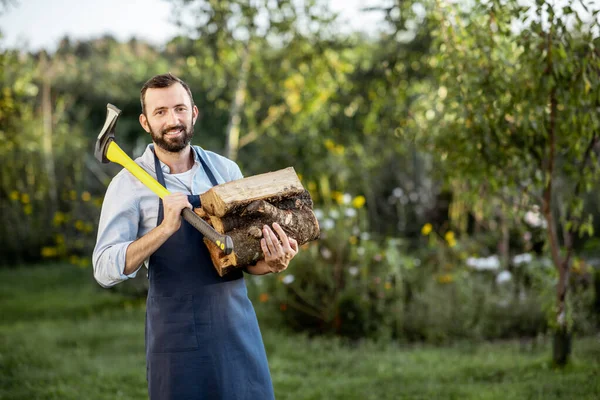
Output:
139 83 199 153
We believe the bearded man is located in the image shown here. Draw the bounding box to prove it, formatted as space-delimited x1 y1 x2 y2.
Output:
93 73 298 399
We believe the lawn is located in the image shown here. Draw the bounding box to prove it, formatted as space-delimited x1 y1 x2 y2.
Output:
1 264 599 399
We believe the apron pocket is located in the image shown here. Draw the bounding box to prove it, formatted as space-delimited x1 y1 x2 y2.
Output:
148 294 199 353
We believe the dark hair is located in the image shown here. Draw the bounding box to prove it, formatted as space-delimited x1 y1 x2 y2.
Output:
140 73 194 115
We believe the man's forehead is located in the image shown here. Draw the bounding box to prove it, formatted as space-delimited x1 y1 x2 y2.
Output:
145 84 191 109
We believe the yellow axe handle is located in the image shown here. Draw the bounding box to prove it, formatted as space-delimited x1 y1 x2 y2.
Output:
107 141 170 199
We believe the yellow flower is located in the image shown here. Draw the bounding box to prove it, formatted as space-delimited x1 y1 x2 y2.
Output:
384 282 392 290
352 195 366 209
69 190 77 201
332 191 344 204
55 234 65 245
75 220 85 231
10 191 19 201
445 231 456 247
69 255 79 265
437 274 454 284
23 204 33 215
349 236 358 245
421 223 433 236
53 212 66 226
81 191 91 202
259 293 269 303
325 139 335 150
21 193 30 204
333 145 345 155
41 247 58 258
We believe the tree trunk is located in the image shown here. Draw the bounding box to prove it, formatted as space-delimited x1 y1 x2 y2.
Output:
224 43 251 162
543 80 572 366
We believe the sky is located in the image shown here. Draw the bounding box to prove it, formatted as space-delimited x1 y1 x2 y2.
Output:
0 0 383 52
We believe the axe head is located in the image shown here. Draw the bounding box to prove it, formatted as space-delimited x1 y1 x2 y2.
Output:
95 104 122 163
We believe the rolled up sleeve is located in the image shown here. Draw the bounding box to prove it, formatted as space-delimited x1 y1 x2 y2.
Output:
92 174 142 288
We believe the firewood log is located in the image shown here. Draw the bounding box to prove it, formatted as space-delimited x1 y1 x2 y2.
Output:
196 168 320 276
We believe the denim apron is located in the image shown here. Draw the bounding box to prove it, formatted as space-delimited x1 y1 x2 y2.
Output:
145 147 275 400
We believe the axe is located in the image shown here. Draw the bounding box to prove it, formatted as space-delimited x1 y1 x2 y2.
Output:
94 103 233 255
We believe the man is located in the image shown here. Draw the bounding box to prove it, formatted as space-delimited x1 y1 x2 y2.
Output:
93 73 298 399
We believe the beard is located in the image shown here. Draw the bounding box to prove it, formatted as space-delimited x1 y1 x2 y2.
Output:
150 119 195 153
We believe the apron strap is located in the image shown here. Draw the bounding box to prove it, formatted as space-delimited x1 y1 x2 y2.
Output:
152 145 220 224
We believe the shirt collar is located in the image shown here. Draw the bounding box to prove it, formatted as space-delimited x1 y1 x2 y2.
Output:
140 144 200 175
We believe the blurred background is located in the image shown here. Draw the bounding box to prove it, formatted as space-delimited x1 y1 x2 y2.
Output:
1 0 600 399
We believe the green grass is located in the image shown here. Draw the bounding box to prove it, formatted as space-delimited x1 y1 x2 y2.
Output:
1 264 599 399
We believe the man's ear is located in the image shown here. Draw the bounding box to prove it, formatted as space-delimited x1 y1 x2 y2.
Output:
139 113 151 133
192 105 200 125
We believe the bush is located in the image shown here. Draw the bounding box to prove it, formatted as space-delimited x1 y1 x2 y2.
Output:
249 208 596 344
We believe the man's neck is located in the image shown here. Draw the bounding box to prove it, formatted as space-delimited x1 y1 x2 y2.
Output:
154 144 194 174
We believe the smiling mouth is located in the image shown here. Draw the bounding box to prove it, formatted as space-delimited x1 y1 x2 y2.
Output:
164 128 183 136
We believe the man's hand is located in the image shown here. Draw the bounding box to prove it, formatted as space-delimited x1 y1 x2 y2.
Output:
260 223 299 274
124 192 191 275
160 192 192 235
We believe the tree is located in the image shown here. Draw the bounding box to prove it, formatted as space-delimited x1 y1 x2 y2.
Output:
421 0 600 365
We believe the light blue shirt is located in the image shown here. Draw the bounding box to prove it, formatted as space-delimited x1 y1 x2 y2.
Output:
92 144 243 288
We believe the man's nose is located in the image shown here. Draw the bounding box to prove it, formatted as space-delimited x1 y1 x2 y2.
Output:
166 109 179 125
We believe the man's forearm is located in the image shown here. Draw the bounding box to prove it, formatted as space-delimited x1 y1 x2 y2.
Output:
124 225 173 275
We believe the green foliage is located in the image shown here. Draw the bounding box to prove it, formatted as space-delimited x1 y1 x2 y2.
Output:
248 204 598 343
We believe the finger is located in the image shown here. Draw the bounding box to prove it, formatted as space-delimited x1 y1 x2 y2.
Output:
272 223 291 250
260 238 270 257
267 226 283 253
263 226 277 253
164 193 190 207
289 237 298 253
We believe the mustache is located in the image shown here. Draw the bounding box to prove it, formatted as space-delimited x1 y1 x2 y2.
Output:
161 124 186 135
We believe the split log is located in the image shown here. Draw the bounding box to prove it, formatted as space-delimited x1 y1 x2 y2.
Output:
200 167 305 217
197 168 320 276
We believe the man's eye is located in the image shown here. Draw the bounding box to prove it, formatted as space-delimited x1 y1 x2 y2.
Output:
156 110 164 115
177 107 186 112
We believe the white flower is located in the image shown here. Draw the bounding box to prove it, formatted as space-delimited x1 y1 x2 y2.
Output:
496 270 512 284
348 267 359 276
345 208 357 218
392 187 404 198
360 232 370 241
524 208 547 228
342 193 352 204
352 226 361 235
314 209 324 220
321 247 332 259
466 255 500 271
329 210 339 219
357 247 365 256
513 253 533 266
409 192 419 202
282 275 295 285
321 219 335 230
